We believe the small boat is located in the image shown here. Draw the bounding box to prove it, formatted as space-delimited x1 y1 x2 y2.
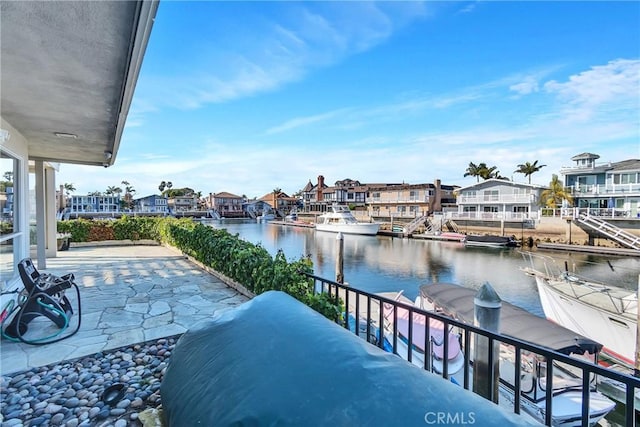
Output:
284 211 298 222
315 204 380 236
521 252 637 368
379 291 465 377
256 209 276 222
416 283 616 427
464 234 519 248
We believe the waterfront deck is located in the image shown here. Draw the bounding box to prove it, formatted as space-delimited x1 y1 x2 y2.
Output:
0 243 249 375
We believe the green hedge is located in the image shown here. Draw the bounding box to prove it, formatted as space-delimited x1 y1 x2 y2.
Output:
57 217 342 321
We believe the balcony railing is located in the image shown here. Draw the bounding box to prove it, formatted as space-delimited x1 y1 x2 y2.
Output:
444 211 539 221
570 183 640 195
458 194 534 204
562 207 638 219
302 272 640 427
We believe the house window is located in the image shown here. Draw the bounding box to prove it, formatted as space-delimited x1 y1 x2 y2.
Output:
372 192 380 201
483 190 499 201
409 190 418 201
613 173 638 184
483 206 498 212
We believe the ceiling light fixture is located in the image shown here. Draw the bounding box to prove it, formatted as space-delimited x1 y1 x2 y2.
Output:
104 151 113 160
54 132 77 139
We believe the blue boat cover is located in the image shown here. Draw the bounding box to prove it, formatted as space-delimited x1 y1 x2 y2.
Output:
161 291 539 426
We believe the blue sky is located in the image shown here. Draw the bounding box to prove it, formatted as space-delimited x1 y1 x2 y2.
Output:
58 1 640 199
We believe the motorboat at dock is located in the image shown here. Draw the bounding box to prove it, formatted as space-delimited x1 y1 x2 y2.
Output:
463 234 519 248
315 204 380 236
521 251 638 368
415 283 616 427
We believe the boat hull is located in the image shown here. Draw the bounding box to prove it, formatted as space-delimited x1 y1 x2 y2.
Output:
315 223 380 236
463 235 518 248
534 275 637 367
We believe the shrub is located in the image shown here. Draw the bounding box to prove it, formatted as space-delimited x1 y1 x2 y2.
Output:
56 217 342 320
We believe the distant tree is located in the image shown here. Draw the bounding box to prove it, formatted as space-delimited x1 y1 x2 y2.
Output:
489 170 509 180
464 162 503 181
515 161 547 184
478 164 497 180
88 191 102 196
63 183 76 196
158 181 166 193
121 180 136 210
105 186 122 196
3 171 13 182
540 174 573 208
464 162 483 182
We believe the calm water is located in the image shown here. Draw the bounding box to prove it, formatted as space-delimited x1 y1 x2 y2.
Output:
208 219 640 317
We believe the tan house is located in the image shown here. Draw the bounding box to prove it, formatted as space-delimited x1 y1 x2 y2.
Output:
368 180 458 219
208 191 244 217
258 191 298 215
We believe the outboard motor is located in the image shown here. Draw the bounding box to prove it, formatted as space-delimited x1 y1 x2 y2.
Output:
2 258 80 344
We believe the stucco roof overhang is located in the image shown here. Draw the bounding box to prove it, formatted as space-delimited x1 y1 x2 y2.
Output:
0 1 158 166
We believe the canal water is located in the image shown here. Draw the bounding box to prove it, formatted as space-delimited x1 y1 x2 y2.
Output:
208 219 640 317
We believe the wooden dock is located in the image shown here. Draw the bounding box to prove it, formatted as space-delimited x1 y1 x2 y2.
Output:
536 242 640 257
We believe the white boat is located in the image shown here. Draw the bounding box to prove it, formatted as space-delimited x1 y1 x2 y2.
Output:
256 209 276 222
315 204 379 236
521 252 637 368
379 291 466 377
416 283 616 427
464 234 519 248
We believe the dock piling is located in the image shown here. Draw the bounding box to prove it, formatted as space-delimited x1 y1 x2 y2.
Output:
473 282 501 403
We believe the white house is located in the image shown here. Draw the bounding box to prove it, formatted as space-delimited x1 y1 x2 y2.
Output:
449 179 546 222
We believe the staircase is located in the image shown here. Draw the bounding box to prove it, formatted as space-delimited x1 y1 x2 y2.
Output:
576 214 640 251
402 215 429 235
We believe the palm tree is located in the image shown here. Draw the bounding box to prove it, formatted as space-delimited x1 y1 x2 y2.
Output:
515 160 547 184
489 170 509 180
159 181 166 193
478 164 497 180
105 185 121 195
540 174 573 208
464 162 483 182
63 183 76 197
121 181 136 210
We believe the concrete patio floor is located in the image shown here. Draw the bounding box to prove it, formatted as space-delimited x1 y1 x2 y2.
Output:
0 243 249 375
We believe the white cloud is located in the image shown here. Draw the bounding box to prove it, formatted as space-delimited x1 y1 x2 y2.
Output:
509 77 539 95
543 59 640 122
133 2 427 113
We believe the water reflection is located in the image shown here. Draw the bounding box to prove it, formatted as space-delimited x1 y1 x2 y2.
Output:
209 220 639 317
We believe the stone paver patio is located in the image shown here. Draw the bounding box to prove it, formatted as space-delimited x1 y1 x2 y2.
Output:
0 243 249 375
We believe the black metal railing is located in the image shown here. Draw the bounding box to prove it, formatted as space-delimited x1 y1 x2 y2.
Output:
302 272 640 427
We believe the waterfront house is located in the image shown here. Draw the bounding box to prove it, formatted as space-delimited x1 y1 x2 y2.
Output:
323 178 369 208
168 194 199 213
208 191 245 217
560 153 640 217
367 180 458 219
134 194 169 214
258 191 299 216
449 179 545 223
68 194 122 214
0 1 157 279
300 175 329 212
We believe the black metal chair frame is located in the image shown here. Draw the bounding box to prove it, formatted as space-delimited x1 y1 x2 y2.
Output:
3 258 75 339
